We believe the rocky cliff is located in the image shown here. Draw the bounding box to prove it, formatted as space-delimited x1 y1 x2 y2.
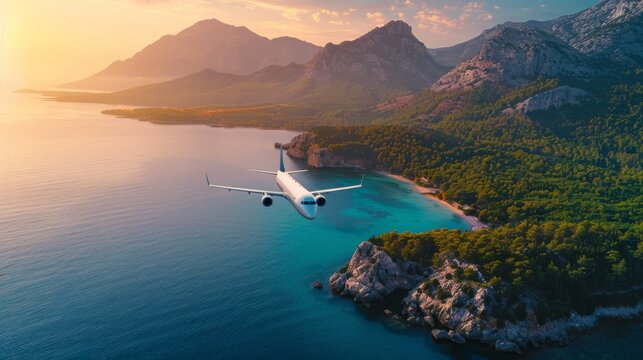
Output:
431 26 596 92
287 133 377 170
503 86 592 115
331 241 643 353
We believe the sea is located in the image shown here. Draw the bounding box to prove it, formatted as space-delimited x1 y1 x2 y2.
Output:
1 93 640 359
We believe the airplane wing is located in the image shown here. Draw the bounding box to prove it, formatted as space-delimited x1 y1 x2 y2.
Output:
206 174 285 197
286 170 308 174
249 169 278 175
311 175 364 195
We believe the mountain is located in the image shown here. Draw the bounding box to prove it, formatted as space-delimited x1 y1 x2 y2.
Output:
58 21 446 107
429 0 642 69
61 19 320 91
548 0 643 66
303 20 445 91
431 26 596 92
60 63 306 107
428 20 559 68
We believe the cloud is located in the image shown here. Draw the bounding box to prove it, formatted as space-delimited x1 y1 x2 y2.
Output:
134 0 171 3
415 9 458 33
234 0 308 22
366 11 386 25
312 11 320 23
463 2 484 12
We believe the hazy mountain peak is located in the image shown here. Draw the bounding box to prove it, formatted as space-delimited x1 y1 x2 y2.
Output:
61 18 320 91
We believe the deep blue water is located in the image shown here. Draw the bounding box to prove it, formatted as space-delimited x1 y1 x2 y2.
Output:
1 94 640 359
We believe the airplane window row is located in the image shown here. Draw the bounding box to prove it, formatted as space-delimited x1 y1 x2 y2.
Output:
300 200 316 205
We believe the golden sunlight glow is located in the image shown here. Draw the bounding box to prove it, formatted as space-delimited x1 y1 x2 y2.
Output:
1 0 596 90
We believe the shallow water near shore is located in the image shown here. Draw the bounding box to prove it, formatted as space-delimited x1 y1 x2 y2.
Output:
1 93 640 359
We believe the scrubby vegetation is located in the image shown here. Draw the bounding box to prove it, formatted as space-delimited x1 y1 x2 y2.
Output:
370 222 642 319
320 74 642 320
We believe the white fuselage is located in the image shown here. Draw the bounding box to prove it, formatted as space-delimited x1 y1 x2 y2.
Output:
276 171 317 220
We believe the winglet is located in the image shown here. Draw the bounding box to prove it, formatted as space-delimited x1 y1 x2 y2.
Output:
206 173 210 186
279 144 285 172
361 174 365 186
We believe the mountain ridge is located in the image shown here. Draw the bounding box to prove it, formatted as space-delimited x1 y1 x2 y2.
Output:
57 21 446 107
61 18 321 91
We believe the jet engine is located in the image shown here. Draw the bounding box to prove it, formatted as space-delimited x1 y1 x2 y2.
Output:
261 194 273 207
314 195 326 207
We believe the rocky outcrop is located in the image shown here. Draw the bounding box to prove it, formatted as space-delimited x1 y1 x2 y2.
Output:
329 242 427 303
503 86 592 115
287 133 377 170
495 340 521 354
304 21 445 91
331 242 643 352
431 26 596 92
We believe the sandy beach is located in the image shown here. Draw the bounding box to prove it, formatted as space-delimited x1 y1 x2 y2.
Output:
376 171 488 231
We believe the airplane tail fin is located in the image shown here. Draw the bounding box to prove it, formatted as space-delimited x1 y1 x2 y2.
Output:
279 144 285 172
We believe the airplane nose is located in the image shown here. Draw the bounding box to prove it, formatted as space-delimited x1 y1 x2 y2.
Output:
305 206 317 220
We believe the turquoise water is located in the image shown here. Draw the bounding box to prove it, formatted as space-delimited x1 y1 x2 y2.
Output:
1 94 640 359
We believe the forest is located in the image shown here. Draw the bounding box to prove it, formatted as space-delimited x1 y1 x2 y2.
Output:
313 75 642 319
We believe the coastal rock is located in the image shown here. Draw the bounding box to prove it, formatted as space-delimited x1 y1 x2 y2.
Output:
495 340 521 354
329 242 425 304
288 133 377 170
431 329 449 340
332 242 643 352
448 330 466 344
403 258 490 341
312 281 323 289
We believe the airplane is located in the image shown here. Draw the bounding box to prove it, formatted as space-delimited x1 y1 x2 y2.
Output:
206 145 363 220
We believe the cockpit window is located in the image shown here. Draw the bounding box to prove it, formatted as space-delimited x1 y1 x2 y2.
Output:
300 200 316 205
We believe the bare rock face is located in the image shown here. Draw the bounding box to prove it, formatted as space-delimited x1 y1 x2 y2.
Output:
304 21 445 91
503 86 592 115
403 259 490 340
550 0 643 66
287 133 377 170
430 0 642 69
431 26 596 92
329 242 426 303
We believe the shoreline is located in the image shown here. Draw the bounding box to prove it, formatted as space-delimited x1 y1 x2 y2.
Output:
375 171 488 231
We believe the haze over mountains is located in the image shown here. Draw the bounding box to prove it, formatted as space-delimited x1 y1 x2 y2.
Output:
61 21 443 107
61 19 320 91
56 0 642 108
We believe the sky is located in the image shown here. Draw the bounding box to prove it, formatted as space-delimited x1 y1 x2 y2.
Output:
1 0 600 90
